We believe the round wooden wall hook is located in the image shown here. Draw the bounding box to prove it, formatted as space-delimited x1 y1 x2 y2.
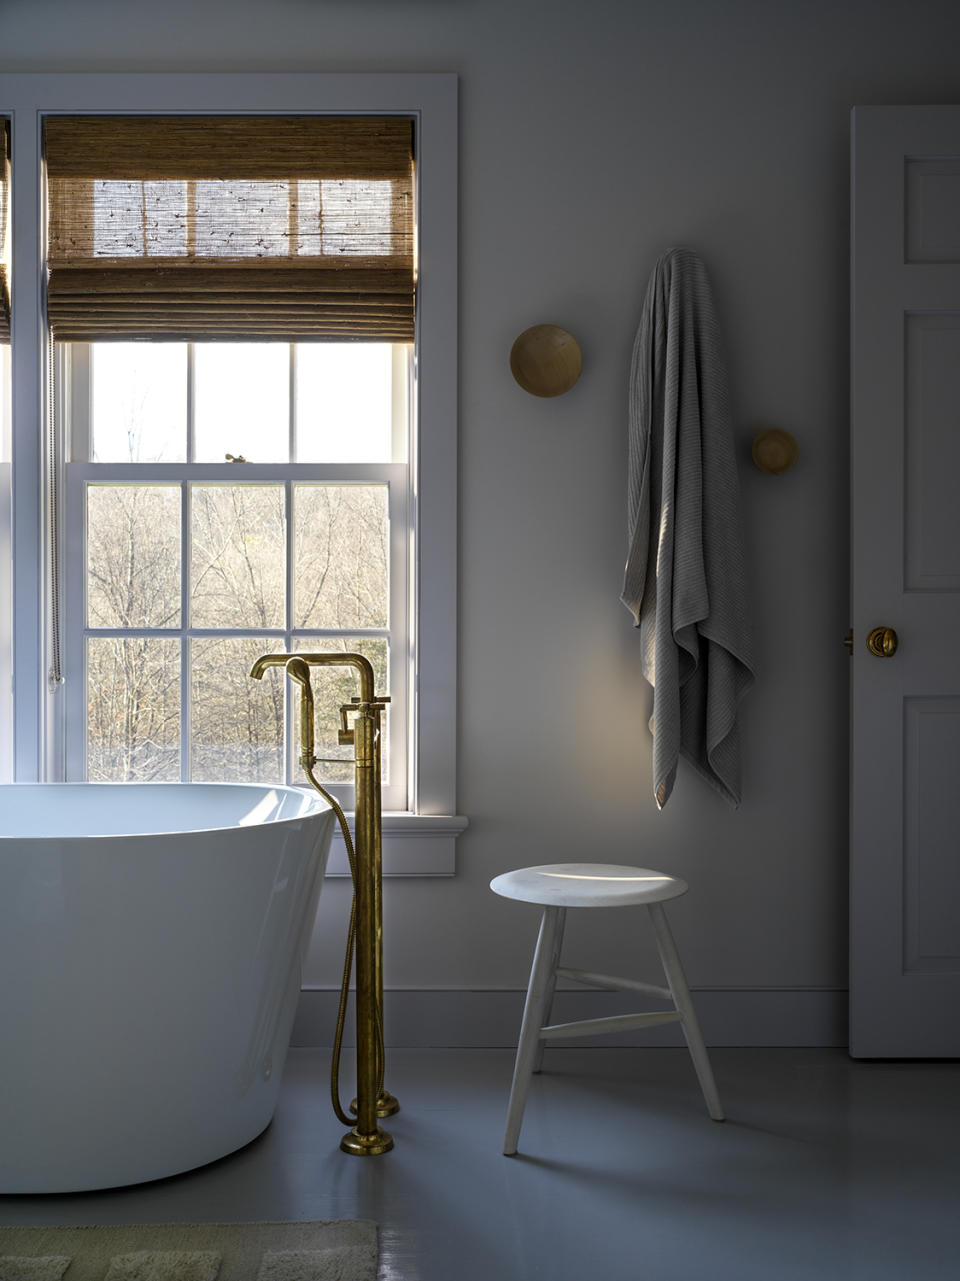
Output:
510 324 582 397
752 428 799 474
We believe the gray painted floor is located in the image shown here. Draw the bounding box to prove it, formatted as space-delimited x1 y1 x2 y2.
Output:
1 1048 958 1281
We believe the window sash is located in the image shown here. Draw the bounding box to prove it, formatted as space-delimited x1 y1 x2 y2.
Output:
64 460 409 808
68 341 410 465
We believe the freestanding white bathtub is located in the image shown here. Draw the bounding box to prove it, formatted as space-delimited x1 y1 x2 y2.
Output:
0 782 335 1193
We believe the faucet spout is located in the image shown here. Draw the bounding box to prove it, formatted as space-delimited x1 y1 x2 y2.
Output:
249 653 288 681
250 651 378 703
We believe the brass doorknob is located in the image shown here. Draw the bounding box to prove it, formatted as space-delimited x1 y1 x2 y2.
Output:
866 626 898 658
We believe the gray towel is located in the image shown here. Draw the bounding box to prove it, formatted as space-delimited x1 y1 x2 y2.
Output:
621 247 755 808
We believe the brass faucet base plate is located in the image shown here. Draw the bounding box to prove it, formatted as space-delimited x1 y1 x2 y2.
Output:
340 1126 394 1156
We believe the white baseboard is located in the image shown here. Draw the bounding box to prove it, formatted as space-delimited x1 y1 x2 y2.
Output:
291 986 848 1049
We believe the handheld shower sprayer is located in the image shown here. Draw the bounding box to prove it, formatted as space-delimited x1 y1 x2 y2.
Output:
282 656 316 767
250 650 396 1156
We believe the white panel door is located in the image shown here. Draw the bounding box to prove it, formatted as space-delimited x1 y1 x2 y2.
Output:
851 106 960 1057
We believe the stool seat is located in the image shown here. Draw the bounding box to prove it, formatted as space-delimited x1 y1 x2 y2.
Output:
491 862 687 909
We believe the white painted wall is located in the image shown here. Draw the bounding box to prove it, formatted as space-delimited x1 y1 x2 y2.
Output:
4 0 960 1041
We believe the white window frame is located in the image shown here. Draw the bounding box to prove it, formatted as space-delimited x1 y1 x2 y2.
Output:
0 72 465 874
0 343 10 787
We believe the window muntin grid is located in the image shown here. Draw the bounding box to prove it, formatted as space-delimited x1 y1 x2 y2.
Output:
65 341 409 808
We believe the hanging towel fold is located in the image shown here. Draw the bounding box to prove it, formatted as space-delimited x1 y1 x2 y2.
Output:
621 247 755 809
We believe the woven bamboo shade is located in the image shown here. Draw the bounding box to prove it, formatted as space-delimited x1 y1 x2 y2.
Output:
45 116 415 341
1 121 10 342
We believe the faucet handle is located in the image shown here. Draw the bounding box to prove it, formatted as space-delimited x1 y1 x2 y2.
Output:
338 703 356 745
338 696 389 744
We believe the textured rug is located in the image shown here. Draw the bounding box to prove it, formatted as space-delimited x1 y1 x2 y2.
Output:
0 1223 377 1281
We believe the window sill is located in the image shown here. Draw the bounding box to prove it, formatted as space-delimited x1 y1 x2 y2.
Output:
326 811 468 877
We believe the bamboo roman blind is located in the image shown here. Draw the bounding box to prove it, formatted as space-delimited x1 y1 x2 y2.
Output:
1 121 10 342
44 115 415 342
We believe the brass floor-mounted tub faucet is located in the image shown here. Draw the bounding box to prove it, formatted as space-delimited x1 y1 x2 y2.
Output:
250 651 397 1156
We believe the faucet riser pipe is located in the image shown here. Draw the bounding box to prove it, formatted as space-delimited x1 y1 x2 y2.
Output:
341 708 393 1155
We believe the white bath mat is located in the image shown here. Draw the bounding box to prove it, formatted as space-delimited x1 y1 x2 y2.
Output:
0 1225 377 1281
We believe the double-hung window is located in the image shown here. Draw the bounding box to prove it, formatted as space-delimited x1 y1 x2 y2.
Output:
64 338 410 812
0 75 462 870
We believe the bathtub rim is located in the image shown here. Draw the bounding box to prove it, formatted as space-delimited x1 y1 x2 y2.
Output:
0 780 334 842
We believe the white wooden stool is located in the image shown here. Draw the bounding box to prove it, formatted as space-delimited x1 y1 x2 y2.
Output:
490 862 724 1155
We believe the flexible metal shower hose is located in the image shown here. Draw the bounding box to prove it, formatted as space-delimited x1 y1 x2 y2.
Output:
303 762 385 1127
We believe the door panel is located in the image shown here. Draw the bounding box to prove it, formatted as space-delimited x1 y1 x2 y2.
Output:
904 314 960 591
903 698 960 973
905 158 960 262
850 106 960 1057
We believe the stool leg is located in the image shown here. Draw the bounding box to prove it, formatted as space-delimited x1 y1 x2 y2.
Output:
532 906 566 1074
503 905 563 1155
647 902 725 1121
